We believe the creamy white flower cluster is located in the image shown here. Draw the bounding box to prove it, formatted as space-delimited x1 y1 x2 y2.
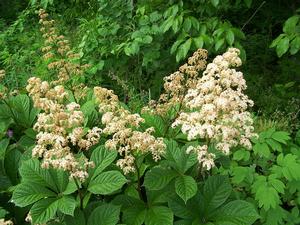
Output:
27 77 102 182
0 219 13 225
38 9 90 86
143 49 207 116
173 48 256 169
94 87 166 174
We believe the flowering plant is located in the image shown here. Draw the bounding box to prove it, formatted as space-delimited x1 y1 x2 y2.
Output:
5 9 300 225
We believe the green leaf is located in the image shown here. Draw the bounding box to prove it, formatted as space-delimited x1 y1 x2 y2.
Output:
164 140 197 173
251 176 282 210
124 42 140 56
12 182 56 207
211 0 219 7
276 36 289 57
30 198 59 224
270 34 284 48
88 171 127 195
290 36 300 55
56 196 77 216
142 113 166 136
81 100 99 126
213 200 259 225
215 38 225 51
175 175 197 203
9 94 38 128
263 206 287 225
193 36 204 49
171 39 185 54
142 35 153 44
168 195 193 219
63 180 77 195
0 138 9 160
233 149 250 161
145 206 173 225
183 18 192 32
123 203 146 225
268 175 285 194
87 203 120 225
162 17 174 33
266 139 282 152
49 169 69 193
226 30 235 45
283 16 299 34
203 175 232 214
244 0 252 8
176 38 192 62
90 145 117 180
253 142 270 158
4 147 21 185
276 153 300 180
144 166 177 190
65 208 86 225
271 131 290 144
231 167 254 184
191 17 200 30
19 159 57 191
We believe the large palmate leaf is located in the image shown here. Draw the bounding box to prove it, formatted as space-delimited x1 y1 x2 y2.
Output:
19 159 57 191
12 182 56 207
30 196 77 224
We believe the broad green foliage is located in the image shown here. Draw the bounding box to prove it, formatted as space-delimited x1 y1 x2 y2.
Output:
225 128 300 224
271 11 300 57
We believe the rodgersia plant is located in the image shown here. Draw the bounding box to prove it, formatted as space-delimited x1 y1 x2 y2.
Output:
172 48 257 169
25 9 102 182
5 9 262 225
94 86 166 174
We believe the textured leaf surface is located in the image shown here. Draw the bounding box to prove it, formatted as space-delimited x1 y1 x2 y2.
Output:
12 182 56 207
87 203 120 225
144 166 177 190
175 175 197 203
145 206 173 225
213 200 259 225
203 175 232 214
30 198 58 224
88 171 127 194
56 196 77 216
90 145 117 180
